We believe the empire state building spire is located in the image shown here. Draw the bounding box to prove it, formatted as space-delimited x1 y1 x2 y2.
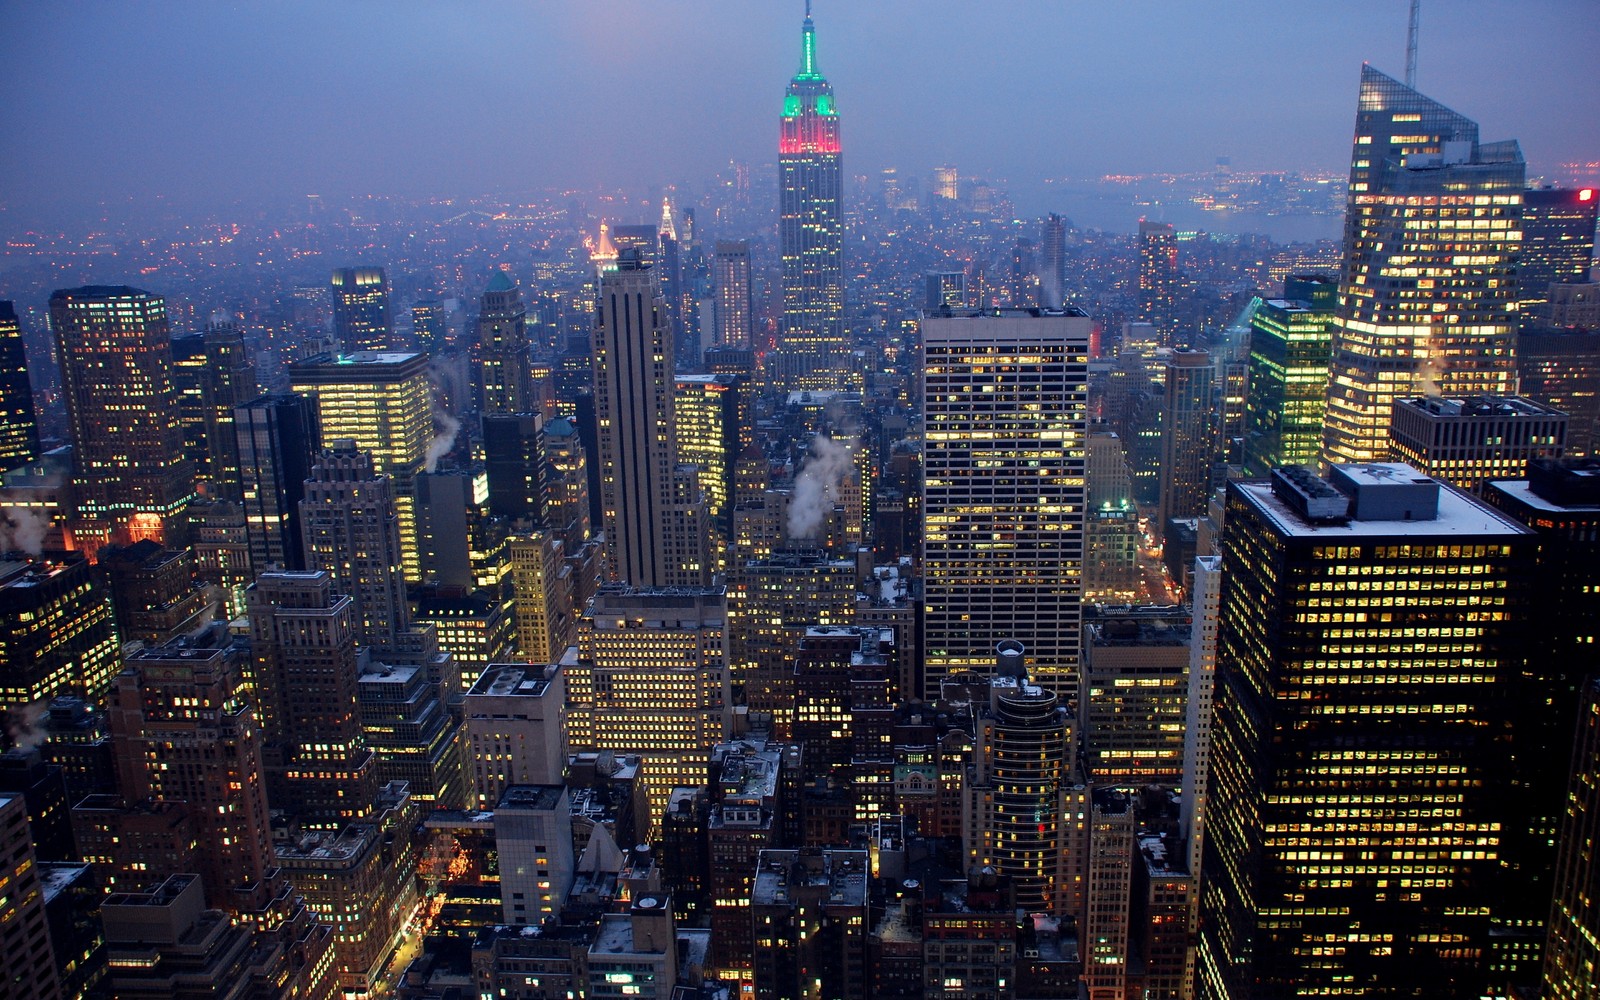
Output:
777 3 844 385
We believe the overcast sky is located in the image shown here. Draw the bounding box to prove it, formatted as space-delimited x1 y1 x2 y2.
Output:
2 1 1596 222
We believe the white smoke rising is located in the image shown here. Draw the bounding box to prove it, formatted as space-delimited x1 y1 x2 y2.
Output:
0 507 51 556
786 434 857 542
425 411 462 473
2 698 50 752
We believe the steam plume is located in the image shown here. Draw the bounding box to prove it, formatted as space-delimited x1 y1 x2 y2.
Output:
787 434 857 541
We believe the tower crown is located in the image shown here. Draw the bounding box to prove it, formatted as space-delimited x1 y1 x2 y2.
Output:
780 8 839 153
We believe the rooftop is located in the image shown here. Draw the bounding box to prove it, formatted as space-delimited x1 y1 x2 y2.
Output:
1238 473 1529 539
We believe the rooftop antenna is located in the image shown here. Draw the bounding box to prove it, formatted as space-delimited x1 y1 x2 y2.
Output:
1405 0 1420 88
805 0 811 17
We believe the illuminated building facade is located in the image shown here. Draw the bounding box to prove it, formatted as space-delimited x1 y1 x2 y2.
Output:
0 301 40 475
246 570 378 830
172 316 254 501
674 374 738 540
1081 606 1191 786
411 298 447 354
1198 464 1534 998
963 642 1087 917
290 351 431 583
1484 459 1600 985
1387 394 1566 492
569 587 729 826
111 624 275 912
275 784 418 995
235 392 321 573
0 553 119 712
1321 66 1524 466
1138 220 1179 342
1244 275 1337 474
593 253 710 589
777 9 844 374
1518 187 1598 329
751 849 869 1000
330 266 393 352
1544 677 1600 1000
474 270 531 415
0 793 63 1000
299 442 410 647
921 307 1090 700
712 240 754 349
50 286 194 546
357 659 463 806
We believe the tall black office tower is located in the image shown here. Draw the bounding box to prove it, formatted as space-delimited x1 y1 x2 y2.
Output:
0 302 39 474
235 392 321 573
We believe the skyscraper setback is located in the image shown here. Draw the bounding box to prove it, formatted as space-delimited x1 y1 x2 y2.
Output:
777 8 843 377
1321 66 1525 466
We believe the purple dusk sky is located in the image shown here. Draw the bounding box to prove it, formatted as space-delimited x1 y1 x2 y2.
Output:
1 1 1596 220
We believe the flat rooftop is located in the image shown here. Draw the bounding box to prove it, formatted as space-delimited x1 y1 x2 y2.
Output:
1237 478 1530 539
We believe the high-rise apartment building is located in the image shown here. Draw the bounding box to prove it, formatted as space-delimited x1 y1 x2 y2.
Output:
290 351 432 582
1322 66 1525 466
236 392 321 573
1518 187 1598 329
330 266 393 352
712 240 755 349
0 794 62 1000
474 271 531 415
1198 464 1534 998
1080 607 1191 786
777 9 844 372
1157 348 1216 537
0 301 40 475
1244 275 1337 474
1138 221 1179 342
51 286 194 546
674 375 738 542
593 253 710 589
921 307 1090 700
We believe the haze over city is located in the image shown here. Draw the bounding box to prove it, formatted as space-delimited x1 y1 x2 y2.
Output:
3 0 1597 224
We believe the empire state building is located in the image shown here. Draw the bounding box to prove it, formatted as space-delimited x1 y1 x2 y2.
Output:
777 7 843 383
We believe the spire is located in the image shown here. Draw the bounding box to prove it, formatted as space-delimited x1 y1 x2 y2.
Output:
659 197 678 242
798 5 819 79
592 220 618 271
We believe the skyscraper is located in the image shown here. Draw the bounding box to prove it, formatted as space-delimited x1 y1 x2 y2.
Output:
474 271 531 415
1544 677 1600 1000
777 8 844 374
1518 187 1598 329
1157 347 1216 537
299 442 410 648
50 286 194 546
330 266 393 353
1199 464 1534 998
1244 275 1337 474
289 351 432 583
1040 213 1067 310
1322 66 1525 466
235 392 321 573
1138 221 1179 342
921 307 1090 700
592 252 709 589
712 240 754 349
247 570 378 829
0 301 40 475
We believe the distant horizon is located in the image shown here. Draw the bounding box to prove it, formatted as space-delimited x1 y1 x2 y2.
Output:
2 2 1595 230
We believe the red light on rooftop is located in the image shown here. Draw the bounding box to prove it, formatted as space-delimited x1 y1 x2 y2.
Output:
1581 189 1594 202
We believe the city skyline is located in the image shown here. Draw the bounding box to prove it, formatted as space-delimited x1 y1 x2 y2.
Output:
2 2 1596 225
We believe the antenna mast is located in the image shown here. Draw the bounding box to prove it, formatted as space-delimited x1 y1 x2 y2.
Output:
1405 0 1420 88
